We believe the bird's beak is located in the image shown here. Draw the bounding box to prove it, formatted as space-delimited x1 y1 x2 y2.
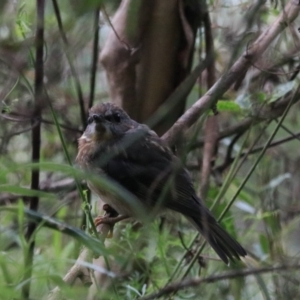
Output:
80 122 97 141
80 119 112 142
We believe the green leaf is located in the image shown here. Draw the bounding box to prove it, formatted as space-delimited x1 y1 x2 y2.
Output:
3 162 147 220
256 92 267 103
216 101 241 112
0 207 107 256
0 185 56 200
259 233 269 254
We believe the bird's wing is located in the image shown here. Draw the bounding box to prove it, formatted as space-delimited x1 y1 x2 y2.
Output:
96 129 247 264
97 129 205 217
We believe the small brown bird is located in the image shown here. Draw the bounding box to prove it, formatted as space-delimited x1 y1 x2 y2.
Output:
76 102 246 264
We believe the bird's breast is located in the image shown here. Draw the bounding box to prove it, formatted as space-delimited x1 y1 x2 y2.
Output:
87 181 136 216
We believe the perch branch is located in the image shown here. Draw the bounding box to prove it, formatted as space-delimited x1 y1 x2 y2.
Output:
141 264 300 300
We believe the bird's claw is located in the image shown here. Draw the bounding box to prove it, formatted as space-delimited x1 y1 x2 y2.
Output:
94 216 116 237
94 205 129 238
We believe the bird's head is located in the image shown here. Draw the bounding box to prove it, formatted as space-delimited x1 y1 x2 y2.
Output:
80 103 137 143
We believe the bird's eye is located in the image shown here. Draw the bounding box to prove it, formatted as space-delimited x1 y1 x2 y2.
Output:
113 113 121 123
87 114 102 124
104 113 121 123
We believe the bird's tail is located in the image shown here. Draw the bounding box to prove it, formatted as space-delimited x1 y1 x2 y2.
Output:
189 215 247 265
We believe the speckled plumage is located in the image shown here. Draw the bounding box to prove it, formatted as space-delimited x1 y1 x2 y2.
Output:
76 102 247 264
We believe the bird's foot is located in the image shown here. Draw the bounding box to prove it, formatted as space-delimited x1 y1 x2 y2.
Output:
94 214 129 227
94 204 129 238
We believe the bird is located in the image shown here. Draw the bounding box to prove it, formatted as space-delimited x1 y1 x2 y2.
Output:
76 102 247 264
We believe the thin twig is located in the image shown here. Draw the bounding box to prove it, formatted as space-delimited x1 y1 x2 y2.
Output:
0 113 82 133
0 113 31 122
101 3 132 51
22 0 45 298
88 7 100 110
0 119 40 139
214 131 247 174
191 118 254 149
217 128 300 170
275 120 300 142
187 129 300 171
141 264 300 300
200 3 218 198
41 118 82 133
